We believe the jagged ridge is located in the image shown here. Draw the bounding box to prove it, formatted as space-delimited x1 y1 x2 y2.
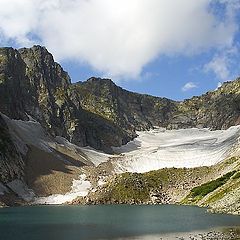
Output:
1 45 240 153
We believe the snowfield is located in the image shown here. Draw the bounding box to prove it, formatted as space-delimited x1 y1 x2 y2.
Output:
2 112 240 204
112 127 240 173
7 180 35 201
45 126 240 204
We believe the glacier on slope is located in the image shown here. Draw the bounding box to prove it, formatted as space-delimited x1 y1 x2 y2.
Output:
112 127 240 173
2 112 240 204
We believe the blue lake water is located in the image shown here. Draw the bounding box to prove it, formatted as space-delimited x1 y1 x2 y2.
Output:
0 205 239 240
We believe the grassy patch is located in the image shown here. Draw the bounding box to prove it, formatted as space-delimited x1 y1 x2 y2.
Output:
205 179 240 204
104 168 193 203
107 173 150 203
232 171 240 179
183 171 236 204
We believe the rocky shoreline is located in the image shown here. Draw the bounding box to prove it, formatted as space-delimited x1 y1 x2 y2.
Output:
172 228 240 240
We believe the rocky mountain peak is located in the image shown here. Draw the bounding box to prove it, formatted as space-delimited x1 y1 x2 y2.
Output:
85 77 118 91
86 77 115 84
18 45 71 90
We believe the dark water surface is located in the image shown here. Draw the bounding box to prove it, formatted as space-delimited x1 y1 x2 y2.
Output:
0 205 239 240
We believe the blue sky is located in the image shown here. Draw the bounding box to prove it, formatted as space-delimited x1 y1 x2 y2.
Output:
61 46 240 100
0 0 240 100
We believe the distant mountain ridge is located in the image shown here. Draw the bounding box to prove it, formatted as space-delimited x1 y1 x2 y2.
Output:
1 45 239 152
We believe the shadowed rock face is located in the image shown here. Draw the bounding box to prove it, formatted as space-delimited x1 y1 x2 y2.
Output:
71 77 177 132
76 77 240 131
0 48 33 120
0 115 25 183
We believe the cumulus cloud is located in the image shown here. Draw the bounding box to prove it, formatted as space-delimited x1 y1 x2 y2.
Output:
181 82 198 92
0 0 238 79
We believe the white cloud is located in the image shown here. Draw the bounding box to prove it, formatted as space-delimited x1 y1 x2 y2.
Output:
204 46 239 80
0 0 239 79
181 82 198 92
204 55 230 80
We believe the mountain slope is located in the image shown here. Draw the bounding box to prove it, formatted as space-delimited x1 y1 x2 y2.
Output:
0 45 239 209
0 114 25 184
71 77 240 132
72 156 240 214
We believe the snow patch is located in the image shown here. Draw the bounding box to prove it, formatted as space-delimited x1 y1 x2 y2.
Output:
2 114 112 167
112 126 240 173
55 136 112 166
80 146 113 166
34 174 91 205
7 180 35 201
1 114 52 153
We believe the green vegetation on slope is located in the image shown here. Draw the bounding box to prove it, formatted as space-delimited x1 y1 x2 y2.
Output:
182 171 236 204
77 156 240 215
107 170 173 203
232 171 240 179
108 173 150 203
83 166 212 205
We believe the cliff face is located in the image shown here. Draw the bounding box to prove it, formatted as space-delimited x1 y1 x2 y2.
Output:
0 115 25 184
0 48 33 120
18 46 72 137
71 77 240 134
